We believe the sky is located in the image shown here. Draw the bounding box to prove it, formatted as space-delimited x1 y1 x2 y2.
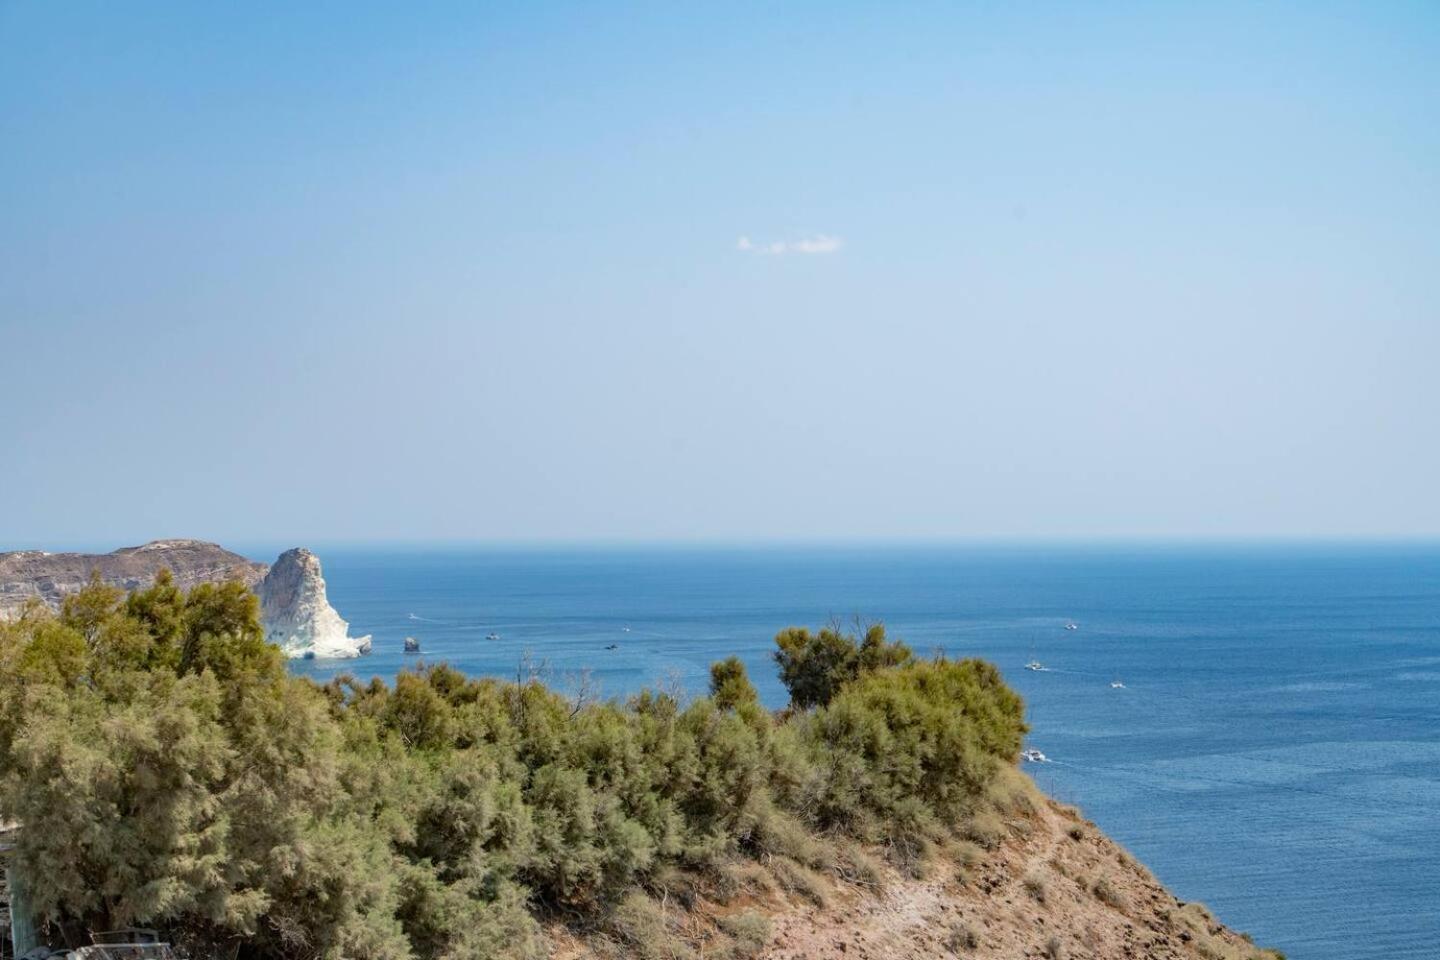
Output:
2 1 1438 546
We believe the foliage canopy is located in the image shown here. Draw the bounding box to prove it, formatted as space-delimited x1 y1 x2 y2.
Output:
0 579 1027 959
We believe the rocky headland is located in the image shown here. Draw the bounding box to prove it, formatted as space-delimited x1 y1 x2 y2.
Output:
0 539 369 659
0 539 267 616
0 550 1283 960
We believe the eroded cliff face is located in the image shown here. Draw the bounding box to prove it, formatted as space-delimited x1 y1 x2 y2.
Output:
257 547 372 659
0 540 268 619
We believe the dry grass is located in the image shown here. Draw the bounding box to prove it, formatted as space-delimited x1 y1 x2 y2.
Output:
606 892 692 960
987 765 1042 814
946 921 980 951
949 838 986 885
1166 902 1288 960
753 807 833 869
1091 876 1128 911
830 840 886 892
768 856 829 908
961 809 1007 849
715 910 771 959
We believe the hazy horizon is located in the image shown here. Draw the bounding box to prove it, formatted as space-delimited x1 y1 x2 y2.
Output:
4 2 1438 545
10 535 1440 558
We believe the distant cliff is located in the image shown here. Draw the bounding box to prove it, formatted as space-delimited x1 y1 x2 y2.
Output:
0 540 369 659
0 539 267 618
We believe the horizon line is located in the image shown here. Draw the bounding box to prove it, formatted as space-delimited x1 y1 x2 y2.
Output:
9 533 1440 555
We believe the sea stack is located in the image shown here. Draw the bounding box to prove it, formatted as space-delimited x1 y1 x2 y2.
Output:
258 548 372 659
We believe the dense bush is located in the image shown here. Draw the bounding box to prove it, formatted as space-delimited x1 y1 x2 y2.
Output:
0 579 1028 959
791 657 1026 854
772 622 913 709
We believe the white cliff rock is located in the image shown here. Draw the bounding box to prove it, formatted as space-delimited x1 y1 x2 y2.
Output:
259 548 371 659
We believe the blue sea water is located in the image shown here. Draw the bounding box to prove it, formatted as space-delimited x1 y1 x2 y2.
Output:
270 543 1440 960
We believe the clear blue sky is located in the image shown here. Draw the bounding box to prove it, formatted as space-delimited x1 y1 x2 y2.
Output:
2 1 1437 546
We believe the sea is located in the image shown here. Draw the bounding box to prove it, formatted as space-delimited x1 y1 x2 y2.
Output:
257 542 1439 960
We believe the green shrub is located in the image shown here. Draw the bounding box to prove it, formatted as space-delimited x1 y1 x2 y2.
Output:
749 804 831 868
773 622 912 709
0 595 1030 959
710 656 759 711
396 864 542 960
796 657 1027 836
607 892 690 960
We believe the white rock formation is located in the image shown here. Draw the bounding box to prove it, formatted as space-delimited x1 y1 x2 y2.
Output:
258 548 371 659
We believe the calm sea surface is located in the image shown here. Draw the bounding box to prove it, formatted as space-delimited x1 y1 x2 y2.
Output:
266 543 1439 960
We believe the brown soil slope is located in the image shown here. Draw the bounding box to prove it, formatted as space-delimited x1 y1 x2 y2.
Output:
755 797 1273 960
551 788 1279 960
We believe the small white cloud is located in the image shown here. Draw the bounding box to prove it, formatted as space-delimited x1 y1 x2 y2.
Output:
735 233 842 256
791 235 842 254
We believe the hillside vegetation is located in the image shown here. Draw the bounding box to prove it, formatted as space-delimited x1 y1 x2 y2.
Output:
0 578 1280 960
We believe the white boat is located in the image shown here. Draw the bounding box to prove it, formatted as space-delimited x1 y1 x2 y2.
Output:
1110 679 1126 689
403 636 420 653
1021 748 1049 763
622 625 632 633
1064 622 1079 631
486 632 500 641
1025 660 1045 671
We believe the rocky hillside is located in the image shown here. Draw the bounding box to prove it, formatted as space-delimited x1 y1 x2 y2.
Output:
0 568 1284 959
551 778 1282 960
755 795 1273 960
0 539 267 618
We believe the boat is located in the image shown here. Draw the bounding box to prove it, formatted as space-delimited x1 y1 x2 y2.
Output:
486 632 500 641
1110 679 1126 689
621 625 631 633
1064 622 1079 631
403 636 420 653
605 643 619 650
1025 660 1045 671
1021 748 1049 763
